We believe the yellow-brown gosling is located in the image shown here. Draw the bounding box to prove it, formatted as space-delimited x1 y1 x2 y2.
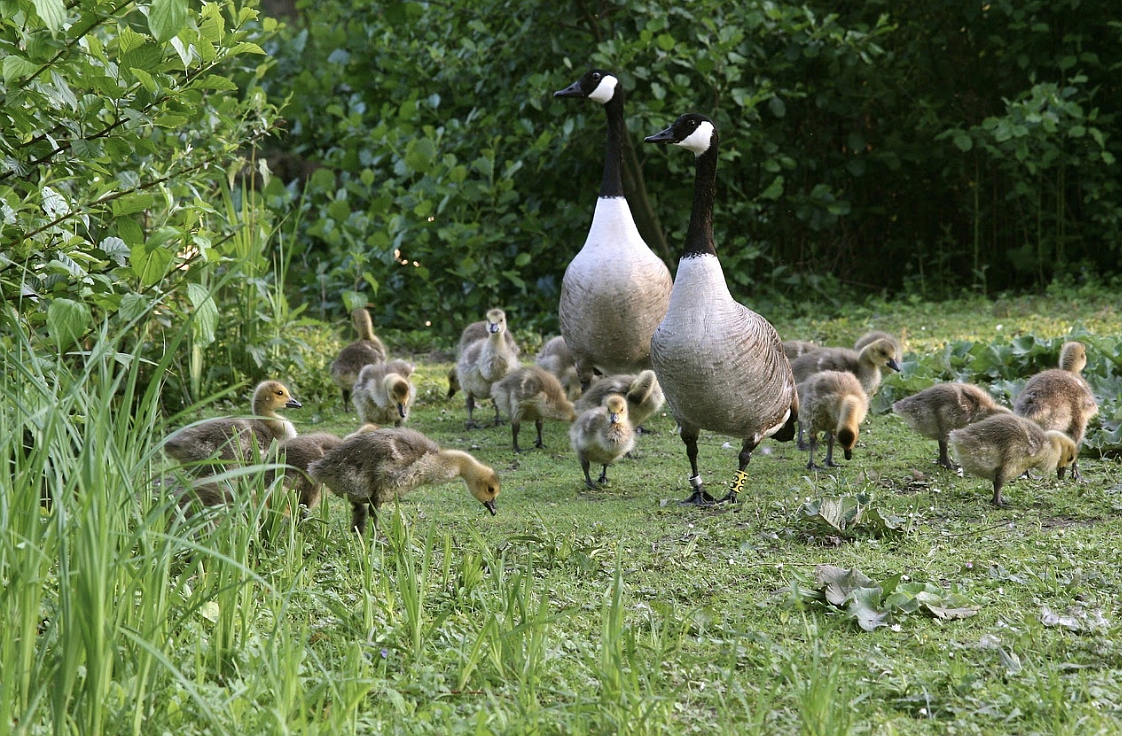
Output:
455 308 520 428
644 113 798 505
267 424 380 516
163 380 301 472
329 308 387 409
492 365 577 452
948 413 1078 507
569 394 635 489
893 382 1011 469
308 427 500 535
352 359 416 427
574 369 664 430
791 337 901 397
1013 340 1098 480
798 370 868 469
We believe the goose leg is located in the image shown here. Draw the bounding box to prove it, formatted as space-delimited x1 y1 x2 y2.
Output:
350 502 369 535
534 418 546 449
341 388 351 412
717 440 756 503
797 419 809 450
464 394 478 429
510 421 523 453
679 426 715 505
597 465 609 484
492 401 504 427
991 472 1008 508
824 433 840 468
806 433 819 470
936 438 956 469
579 455 595 489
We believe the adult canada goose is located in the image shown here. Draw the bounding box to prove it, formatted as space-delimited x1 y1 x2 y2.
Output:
948 413 1078 507
798 370 869 469
570 394 636 489
791 337 901 397
447 318 521 399
535 335 581 400
893 383 1012 469
1013 341 1098 480
330 308 387 410
554 69 673 387
455 308 520 428
308 427 500 535
644 113 798 505
164 380 302 472
492 365 577 452
574 369 664 430
352 359 416 427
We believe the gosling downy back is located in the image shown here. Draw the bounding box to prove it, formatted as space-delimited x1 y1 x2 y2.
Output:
569 394 635 488
535 335 581 400
555 69 673 385
164 380 302 472
643 112 798 505
308 427 500 534
352 359 416 427
330 308 388 409
798 370 868 469
893 382 1011 468
1013 340 1097 479
949 413 1078 507
492 365 577 453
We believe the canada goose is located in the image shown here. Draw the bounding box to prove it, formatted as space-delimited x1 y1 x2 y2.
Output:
893 383 1012 469
948 413 1078 507
330 308 388 409
798 370 869 469
554 69 673 388
308 427 500 535
574 369 664 430
447 318 521 398
164 380 302 472
535 335 581 400
455 308 520 428
644 113 798 505
570 395 635 489
352 359 416 427
492 365 577 452
1013 341 1098 480
791 337 901 397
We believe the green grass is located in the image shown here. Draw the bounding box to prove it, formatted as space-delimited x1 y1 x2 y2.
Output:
5 289 1122 735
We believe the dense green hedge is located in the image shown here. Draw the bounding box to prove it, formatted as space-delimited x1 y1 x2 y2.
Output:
262 0 1120 336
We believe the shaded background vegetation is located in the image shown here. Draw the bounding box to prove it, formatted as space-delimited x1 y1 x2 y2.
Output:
3 0 1120 402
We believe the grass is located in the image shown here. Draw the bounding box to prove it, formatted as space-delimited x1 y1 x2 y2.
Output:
4 287 1122 735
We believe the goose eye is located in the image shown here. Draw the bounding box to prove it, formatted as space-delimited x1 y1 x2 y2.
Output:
591 72 601 81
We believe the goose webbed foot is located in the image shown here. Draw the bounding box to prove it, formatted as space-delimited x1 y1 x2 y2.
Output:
679 489 716 506
635 425 656 436
935 457 957 470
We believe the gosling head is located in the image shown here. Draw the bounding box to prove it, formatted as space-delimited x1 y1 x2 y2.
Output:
385 375 413 419
862 338 901 372
465 465 501 516
1049 431 1079 479
486 308 507 335
605 395 628 425
256 381 302 412
554 69 619 105
644 113 717 156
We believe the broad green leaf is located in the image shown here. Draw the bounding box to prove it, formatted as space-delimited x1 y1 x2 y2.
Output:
186 283 218 346
47 298 92 352
112 193 155 217
130 241 174 287
405 138 436 173
3 56 39 85
118 25 147 54
31 0 66 32
149 0 187 43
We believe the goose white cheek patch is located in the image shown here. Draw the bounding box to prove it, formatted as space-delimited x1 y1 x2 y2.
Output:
677 121 715 154
588 75 618 104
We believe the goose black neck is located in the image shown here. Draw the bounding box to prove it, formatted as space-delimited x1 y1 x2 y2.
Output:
599 92 626 198
684 142 718 257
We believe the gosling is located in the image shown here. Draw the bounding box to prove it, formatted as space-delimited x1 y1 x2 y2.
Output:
164 380 301 473
893 383 1011 469
448 318 521 398
535 335 581 400
455 308 520 428
574 369 664 431
948 413 1078 507
1013 341 1098 480
352 359 416 427
308 427 500 535
798 370 868 469
492 365 577 453
330 308 387 409
791 337 902 396
570 395 635 489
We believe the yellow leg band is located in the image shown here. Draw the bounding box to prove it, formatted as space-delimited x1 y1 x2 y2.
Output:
728 469 748 494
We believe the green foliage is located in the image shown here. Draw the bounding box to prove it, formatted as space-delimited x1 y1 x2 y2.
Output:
800 493 908 538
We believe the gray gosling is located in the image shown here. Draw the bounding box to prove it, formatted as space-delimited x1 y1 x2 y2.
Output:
308 427 500 535
949 413 1078 507
1013 340 1098 481
330 308 387 410
791 337 902 397
447 318 521 399
455 308 520 428
164 380 301 473
893 383 1011 469
798 370 868 469
492 365 577 453
535 335 581 400
574 369 665 430
352 359 416 427
268 424 378 515
569 395 635 489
